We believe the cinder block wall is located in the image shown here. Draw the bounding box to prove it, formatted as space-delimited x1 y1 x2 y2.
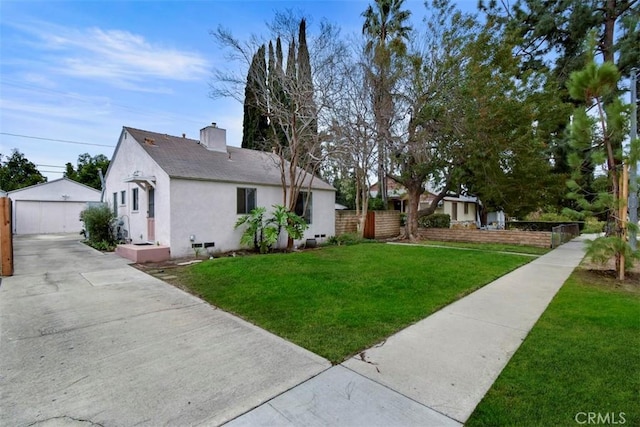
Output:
335 210 360 235
418 228 552 248
374 210 401 239
335 210 401 239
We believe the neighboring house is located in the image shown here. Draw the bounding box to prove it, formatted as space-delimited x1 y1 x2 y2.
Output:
370 179 480 227
104 124 336 258
8 178 101 234
422 193 479 227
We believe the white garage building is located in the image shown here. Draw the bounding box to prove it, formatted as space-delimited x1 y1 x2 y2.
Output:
8 178 101 235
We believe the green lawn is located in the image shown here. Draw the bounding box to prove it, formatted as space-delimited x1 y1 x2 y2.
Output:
175 243 531 363
466 269 640 427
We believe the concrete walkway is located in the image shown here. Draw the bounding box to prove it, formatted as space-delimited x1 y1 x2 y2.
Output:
0 235 329 426
229 238 587 426
1 234 586 426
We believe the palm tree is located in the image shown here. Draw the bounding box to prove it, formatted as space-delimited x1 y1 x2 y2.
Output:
361 0 411 208
362 0 412 59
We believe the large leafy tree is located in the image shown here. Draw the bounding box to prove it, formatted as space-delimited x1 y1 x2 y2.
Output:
362 0 412 208
64 153 109 190
388 0 560 239
479 0 640 211
0 149 46 191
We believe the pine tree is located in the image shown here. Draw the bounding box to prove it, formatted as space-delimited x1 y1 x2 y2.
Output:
566 49 637 279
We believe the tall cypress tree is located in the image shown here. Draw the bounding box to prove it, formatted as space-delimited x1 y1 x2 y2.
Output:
285 39 297 84
269 38 288 150
242 45 268 150
297 18 319 172
275 37 284 71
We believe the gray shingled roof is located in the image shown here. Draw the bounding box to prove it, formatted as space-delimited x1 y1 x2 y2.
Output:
124 127 334 191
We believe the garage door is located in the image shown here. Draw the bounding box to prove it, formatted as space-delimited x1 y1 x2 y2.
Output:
14 201 86 234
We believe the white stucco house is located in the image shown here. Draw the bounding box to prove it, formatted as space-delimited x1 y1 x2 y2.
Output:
8 178 101 234
104 124 336 259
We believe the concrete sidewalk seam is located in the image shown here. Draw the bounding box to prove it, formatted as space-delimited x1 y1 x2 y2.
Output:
339 363 463 426
220 365 334 426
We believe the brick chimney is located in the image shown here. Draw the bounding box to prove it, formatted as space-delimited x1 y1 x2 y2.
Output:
199 122 227 153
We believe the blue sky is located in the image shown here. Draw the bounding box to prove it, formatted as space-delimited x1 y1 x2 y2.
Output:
0 0 479 181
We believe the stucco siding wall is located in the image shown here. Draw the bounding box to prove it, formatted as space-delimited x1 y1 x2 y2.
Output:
104 133 171 245
169 179 243 257
433 201 477 224
169 180 335 258
456 202 477 223
305 189 335 244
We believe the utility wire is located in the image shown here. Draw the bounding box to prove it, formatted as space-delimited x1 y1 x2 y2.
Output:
0 132 115 148
36 164 66 168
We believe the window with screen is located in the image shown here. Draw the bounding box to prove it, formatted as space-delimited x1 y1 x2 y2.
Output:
237 188 257 214
295 191 312 224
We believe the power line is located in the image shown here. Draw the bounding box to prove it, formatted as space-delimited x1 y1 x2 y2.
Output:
37 164 66 168
0 132 115 148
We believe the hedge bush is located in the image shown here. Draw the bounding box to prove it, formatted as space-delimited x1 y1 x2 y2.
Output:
326 233 373 246
507 221 585 232
80 204 116 248
419 213 451 228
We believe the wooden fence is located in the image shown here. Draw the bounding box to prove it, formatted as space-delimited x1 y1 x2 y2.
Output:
0 197 13 276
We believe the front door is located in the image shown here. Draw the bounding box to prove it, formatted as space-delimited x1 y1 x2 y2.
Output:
147 188 155 241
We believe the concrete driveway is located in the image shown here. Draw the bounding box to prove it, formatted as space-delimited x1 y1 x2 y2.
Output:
0 235 329 426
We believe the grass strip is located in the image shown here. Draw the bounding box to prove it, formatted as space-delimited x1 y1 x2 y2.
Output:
466 269 640 426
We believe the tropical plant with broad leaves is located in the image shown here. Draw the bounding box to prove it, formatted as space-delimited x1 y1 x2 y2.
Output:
235 205 308 254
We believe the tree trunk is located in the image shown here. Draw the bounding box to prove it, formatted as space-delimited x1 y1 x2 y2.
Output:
405 185 422 242
603 0 616 63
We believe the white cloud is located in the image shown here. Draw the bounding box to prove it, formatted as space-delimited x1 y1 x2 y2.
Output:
10 22 210 91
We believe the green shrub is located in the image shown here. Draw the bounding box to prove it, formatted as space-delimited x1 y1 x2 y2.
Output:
368 196 386 211
508 221 585 232
526 212 573 222
80 204 116 247
89 240 116 251
326 233 371 246
582 217 605 234
419 213 451 228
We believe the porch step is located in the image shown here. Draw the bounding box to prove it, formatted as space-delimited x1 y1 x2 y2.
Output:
115 244 170 263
